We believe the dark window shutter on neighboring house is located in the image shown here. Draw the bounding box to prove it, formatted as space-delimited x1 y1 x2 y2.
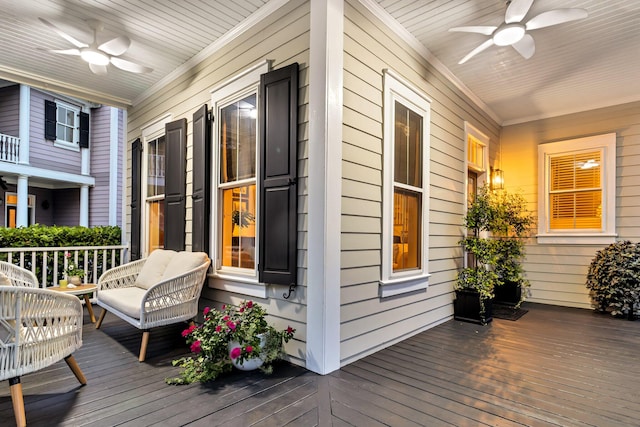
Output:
130 138 142 260
164 118 187 251
191 105 211 253
258 63 298 286
79 111 89 148
44 100 57 140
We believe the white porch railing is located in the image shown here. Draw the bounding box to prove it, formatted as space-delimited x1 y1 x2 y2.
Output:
0 133 20 163
0 244 129 288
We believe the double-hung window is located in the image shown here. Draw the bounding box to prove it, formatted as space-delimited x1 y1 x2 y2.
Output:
537 133 616 244
55 100 81 149
380 69 431 297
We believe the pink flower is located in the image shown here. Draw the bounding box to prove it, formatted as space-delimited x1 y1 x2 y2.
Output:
222 304 226 310
181 324 196 337
239 307 244 313
190 340 202 354
215 325 222 332
245 345 253 353
246 301 253 308
286 326 295 335
222 315 229 322
230 347 242 359
227 321 236 330
203 307 210 315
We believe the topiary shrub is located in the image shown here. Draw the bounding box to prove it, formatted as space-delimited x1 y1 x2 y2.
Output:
585 240 640 319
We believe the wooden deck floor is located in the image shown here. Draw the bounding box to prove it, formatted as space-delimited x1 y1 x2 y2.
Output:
2 303 639 426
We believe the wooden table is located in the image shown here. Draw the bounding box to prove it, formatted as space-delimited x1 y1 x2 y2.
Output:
50 283 98 323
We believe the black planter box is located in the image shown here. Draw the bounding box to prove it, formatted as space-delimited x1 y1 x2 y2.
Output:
493 280 522 306
454 289 493 325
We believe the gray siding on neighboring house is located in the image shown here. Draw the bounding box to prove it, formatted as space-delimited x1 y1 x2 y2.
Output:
29 89 83 174
125 0 309 366
52 188 81 225
340 0 500 364
0 85 19 136
89 106 112 226
501 101 640 309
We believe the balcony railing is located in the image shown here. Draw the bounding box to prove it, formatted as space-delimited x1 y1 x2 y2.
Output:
0 133 20 163
0 244 129 288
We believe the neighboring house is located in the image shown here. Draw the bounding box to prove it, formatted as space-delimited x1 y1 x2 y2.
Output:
0 82 125 229
124 0 640 376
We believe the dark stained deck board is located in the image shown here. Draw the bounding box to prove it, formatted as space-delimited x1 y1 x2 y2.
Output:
1 303 640 426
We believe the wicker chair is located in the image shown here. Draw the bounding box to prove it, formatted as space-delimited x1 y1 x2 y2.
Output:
0 263 86 427
95 250 210 362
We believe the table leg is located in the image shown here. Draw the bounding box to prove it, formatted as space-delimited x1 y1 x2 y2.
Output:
84 295 96 323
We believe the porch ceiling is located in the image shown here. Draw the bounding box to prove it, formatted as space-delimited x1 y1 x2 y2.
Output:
0 0 638 125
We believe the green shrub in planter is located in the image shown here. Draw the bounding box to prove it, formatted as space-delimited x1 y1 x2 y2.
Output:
585 240 640 318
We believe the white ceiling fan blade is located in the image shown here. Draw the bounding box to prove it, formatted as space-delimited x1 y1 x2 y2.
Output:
89 63 108 75
110 57 153 74
458 39 494 64
526 9 589 31
449 26 497 36
39 18 88 48
49 48 81 56
512 34 535 59
505 0 534 24
98 36 131 56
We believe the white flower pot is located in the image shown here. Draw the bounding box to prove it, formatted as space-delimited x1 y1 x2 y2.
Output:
228 333 266 371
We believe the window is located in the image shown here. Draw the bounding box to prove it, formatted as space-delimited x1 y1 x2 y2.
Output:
380 69 431 297
211 62 267 280
55 100 80 148
538 133 616 244
5 193 35 227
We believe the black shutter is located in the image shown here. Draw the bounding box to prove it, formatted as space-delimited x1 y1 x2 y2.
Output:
130 138 142 260
191 105 211 253
44 100 56 140
258 63 298 285
79 111 89 148
164 118 187 251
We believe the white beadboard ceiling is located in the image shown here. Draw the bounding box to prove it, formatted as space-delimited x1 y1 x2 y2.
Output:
0 0 638 125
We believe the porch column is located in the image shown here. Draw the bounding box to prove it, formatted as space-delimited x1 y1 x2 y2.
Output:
79 185 89 227
16 175 28 227
307 0 343 375
109 107 119 226
18 85 30 165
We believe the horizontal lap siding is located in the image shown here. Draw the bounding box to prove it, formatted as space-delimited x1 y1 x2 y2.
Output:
0 85 19 136
341 1 500 365
126 0 309 367
89 107 111 226
502 101 640 309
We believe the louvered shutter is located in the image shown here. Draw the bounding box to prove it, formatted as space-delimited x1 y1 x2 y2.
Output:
79 111 89 148
164 118 187 251
130 138 142 260
44 100 56 141
258 63 298 285
192 105 211 253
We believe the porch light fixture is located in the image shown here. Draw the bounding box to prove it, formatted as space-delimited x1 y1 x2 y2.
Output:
492 24 525 46
80 48 110 66
490 167 504 190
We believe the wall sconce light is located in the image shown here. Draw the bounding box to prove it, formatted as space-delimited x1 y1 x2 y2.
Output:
490 167 504 190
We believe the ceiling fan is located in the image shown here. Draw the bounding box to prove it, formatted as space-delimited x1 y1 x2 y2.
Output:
449 0 588 64
39 17 153 75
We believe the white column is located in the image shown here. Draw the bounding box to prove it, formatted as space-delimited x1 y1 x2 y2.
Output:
109 107 119 225
18 85 30 164
79 185 89 227
16 175 28 227
306 0 343 375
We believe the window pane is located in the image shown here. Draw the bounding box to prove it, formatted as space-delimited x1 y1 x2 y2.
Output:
221 184 256 268
147 136 166 197
147 200 164 252
393 188 421 271
220 94 257 184
394 102 422 187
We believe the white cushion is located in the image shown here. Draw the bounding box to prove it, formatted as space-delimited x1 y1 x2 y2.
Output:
0 272 12 286
98 287 147 319
160 251 208 282
134 249 177 290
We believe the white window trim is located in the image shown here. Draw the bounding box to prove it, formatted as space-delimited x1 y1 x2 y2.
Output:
140 113 172 258
465 122 489 174
537 132 617 245
379 69 431 298
53 99 81 151
210 60 269 285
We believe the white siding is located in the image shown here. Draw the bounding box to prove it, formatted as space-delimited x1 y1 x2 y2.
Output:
340 0 500 364
502 101 640 309
125 0 309 367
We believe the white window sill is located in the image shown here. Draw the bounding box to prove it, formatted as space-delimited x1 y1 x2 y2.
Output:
379 273 430 298
209 272 266 298
54 141 80 151
536 233 617 245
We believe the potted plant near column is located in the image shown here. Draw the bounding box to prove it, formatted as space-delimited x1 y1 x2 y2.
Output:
455 184 534 323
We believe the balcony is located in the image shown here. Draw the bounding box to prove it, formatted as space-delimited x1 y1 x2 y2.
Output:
0 132 20 163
